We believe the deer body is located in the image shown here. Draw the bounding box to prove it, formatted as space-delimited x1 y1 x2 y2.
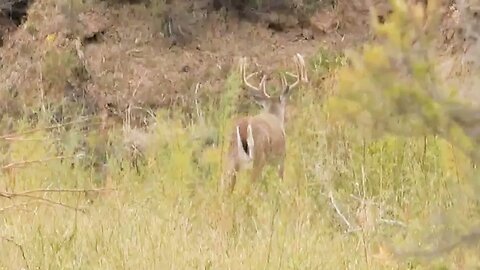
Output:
229 112 286 170
222 54 308 193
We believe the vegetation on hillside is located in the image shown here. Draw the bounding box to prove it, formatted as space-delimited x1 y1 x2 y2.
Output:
1 0 480 269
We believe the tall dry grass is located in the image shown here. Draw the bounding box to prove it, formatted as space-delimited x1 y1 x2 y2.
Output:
1 0 480 269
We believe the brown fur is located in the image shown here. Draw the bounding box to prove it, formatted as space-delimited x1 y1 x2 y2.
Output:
223 112 287 193
221 53 307 194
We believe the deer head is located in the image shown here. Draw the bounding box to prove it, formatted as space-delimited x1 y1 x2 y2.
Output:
239 53 308 126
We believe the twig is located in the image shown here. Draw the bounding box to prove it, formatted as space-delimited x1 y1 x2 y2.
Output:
378 218 407 228
8 193 87 213
0 199 85 213
0 187 115 212
0 118 100 140
126 48 144 57
328 190 357 231
194 82 204 121
349 193 407 229
3 137 61 142
0 187 116 197
1 236 30 270
346 227 363 234
0 189 112 213
265 204 279 269
1 155 78 171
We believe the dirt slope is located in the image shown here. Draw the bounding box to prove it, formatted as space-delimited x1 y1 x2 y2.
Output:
0 0 406 127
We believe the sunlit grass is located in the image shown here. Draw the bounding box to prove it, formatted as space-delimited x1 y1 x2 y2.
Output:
2 1 480 267
1 54 480 269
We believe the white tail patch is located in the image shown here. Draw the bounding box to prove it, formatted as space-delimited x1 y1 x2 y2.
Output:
235 124 254 170
246 123 254 159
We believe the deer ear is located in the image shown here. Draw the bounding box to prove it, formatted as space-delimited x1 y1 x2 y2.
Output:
280 85 291 102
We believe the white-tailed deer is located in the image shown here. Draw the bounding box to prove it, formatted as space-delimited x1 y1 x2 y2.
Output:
222 53 308 193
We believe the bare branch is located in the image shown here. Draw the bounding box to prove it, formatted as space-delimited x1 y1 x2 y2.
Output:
0 192 87 212
0 118 100 141
193 82 203 121
378 218 407 228
3 137 61 142
3 187 116 196
0 187 115 213
21 195 87 212
1 155 78 171
328 190 357 231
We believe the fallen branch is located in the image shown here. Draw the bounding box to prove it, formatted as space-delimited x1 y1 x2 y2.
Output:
0 187 115 213
378 218 408 228
0 118 100 141
0 192 87 213
3 137 61 142
5 187 116 196
22 195 87 212
328 190 357 232
1 155 78 171
0 200 82 213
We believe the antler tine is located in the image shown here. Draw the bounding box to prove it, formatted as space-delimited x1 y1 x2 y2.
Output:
245 71 260 81
283 54 302 90
295 53 308 83
238 57 244 75
260 74 270 98
281 53 308 93
241 57 262 92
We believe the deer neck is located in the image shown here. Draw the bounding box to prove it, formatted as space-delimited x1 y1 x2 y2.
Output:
270 105 286 124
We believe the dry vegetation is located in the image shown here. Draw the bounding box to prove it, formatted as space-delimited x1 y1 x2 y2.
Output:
1 0 480 269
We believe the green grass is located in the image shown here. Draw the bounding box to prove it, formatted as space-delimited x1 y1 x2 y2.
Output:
1 56 480 269
2 1 480 268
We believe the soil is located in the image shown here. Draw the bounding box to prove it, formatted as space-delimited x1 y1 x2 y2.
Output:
0 0 460 127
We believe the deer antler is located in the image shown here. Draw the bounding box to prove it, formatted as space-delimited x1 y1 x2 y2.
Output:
296 53 309 83
281 53 308 94
240 57 270 98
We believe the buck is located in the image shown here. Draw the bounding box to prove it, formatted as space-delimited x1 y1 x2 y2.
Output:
222 53 308 193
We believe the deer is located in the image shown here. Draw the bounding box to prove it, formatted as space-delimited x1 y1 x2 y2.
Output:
221 53 308 193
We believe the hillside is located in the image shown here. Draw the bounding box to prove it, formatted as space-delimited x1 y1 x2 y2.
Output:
0 0 381 125
2 0 480 269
